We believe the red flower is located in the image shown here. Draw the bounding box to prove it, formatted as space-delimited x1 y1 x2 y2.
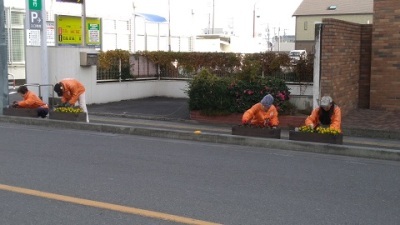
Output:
243 89 254 95
277 92 285 100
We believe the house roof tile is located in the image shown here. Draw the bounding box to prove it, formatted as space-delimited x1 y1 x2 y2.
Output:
293 0 373 16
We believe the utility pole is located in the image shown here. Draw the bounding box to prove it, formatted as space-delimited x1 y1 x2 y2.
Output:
168 0 171 51
252 3 256 38
212 0 215 34
132 1 136 52
0 0 8 112
267 24 271 51
278 27 280 51
81 0 86 47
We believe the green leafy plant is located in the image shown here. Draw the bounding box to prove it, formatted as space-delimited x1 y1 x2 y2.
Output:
227 77 291 113
186 69 234 115
186 69 292 115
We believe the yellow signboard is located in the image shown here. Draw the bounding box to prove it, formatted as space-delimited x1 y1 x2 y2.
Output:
57 15 101 47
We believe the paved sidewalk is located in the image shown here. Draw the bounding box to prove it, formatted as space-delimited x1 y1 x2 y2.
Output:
342 109 400 131
88 97 190 121
87 97 400 139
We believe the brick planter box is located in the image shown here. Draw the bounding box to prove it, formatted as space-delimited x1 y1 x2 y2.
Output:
232 125 281 139
289 130 343 145
3 108 38 118
49 111 86 122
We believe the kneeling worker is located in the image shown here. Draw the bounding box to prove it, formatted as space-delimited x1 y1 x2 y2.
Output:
305 95 342 132
241 94 279 128
12 86 49 118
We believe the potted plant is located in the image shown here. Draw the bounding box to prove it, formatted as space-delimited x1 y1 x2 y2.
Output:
289 126 343 144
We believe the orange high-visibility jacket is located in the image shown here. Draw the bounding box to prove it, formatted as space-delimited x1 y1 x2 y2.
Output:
17 91 48 109
242 103 279 126
60 79 85 105
305 105 342 132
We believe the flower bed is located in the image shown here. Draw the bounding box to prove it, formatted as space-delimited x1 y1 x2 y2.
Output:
49 111 86 122
289 126 343 144
49 107 86 122
232 125 281 139
3 108 38 118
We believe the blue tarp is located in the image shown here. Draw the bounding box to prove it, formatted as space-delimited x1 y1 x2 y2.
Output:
135 13 167 23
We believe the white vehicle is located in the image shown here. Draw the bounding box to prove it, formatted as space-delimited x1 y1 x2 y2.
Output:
289 50 307 65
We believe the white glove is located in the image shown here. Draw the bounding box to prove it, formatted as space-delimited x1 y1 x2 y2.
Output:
309 124 314 129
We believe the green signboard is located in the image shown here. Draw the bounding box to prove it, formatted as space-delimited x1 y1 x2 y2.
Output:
57 15 101 46
29 0 42 10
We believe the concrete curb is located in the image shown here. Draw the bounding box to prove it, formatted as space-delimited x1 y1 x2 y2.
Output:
1 115 399 161
90 112 400 141
343 127 400 140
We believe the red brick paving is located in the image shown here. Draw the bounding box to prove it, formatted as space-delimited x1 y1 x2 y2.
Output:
342 109 400 131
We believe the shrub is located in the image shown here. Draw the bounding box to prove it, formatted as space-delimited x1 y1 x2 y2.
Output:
187 69 292 115
228 77 291 113
186 69 234 115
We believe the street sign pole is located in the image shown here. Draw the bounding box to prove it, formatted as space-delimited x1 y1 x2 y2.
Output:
25 0 49 103
81 0 86 47
40 0 49 103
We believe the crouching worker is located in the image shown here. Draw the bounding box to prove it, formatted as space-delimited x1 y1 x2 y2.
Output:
305 95 342 132
241 94 279 128
12 86 49 118
53 78 89 123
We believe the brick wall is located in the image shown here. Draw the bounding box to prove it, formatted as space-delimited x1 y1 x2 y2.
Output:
371 0 400 111
320 19 365 116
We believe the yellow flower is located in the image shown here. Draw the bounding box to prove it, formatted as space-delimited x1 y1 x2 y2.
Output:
55 107 84 114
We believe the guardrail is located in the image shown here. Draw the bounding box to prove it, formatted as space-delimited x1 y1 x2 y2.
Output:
8 73 15 88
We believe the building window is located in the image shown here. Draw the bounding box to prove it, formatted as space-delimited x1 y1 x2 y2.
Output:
6 8 25 64
304 21 308 30
11 29 24 62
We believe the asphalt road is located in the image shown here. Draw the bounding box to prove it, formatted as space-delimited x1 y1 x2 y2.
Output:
0 123 399 225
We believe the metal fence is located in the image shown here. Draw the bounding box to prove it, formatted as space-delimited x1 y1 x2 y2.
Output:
96 54 313 83
96 55 186 82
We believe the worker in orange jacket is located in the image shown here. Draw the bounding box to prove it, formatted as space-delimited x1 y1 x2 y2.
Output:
12 86 49 118
54 78 89 122
305 95 342 132
241 94 279 127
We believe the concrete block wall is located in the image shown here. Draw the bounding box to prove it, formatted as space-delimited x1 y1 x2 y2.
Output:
371 0 400 111
320 19 363 116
